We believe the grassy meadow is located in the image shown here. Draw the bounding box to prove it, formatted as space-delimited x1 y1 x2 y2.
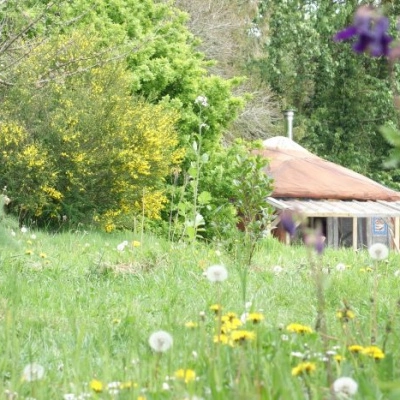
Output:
1 215 400 399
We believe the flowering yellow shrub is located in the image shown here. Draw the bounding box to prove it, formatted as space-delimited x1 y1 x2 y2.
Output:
0 32 184 228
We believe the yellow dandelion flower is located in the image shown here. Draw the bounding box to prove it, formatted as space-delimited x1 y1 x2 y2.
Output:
230 330 256 344
334 355 345 362
362 345 385 360
336 309 355 322
39 253 47 259
210 304 222 314
90 379 103 393
185 321 198 328
222 312 238 322
25 249 34 256
213 334 229 344
120 381 137 389
359 267 373 273
348 345 364 353
291 362 316 376
247 312 265 324
174 368 196 383
137 396 146 400
132 241 141 247
220 316 242 330
287 323 313 334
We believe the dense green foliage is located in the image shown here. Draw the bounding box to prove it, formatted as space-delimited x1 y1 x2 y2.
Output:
0 0 246 232
252 1 400 189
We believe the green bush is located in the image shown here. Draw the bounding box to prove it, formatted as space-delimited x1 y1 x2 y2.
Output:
0 33 183 229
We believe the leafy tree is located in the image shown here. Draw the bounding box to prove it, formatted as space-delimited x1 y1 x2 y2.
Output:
253 0 400 188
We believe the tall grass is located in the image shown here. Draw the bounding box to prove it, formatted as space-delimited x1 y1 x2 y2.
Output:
0 220 399 399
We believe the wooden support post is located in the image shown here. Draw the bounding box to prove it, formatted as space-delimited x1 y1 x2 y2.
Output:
352 217 358 251
395 217 400 253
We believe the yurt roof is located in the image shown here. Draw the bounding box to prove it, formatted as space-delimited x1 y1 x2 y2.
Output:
257 136 400 202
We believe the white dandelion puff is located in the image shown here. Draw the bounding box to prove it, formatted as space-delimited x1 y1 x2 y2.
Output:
368 243 389 261
205 264 228 282
22 362 44 382
149 330 173 353
336 263 346 271
332 376 358 396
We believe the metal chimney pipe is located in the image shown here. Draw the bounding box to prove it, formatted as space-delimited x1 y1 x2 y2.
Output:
283 109 294 140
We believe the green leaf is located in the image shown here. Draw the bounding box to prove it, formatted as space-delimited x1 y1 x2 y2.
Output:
197 191 212 205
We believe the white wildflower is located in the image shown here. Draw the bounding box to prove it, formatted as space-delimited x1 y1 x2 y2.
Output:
368 243 389 261
195 95 208 107
149 330 173 353
107 381 120 396
281 334 289 341
394 269 400 277
272 265 283 275
240 312 248 324
21 226 28 234
336 263 346 271
290 351 304 358
117 240 129 252
205 264 228 282
22 362 44 381
162 382 170 391
332 376 358 396
63 395 77 400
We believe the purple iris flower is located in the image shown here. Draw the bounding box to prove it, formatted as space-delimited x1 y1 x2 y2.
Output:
334 6 393 57
280 210 296 237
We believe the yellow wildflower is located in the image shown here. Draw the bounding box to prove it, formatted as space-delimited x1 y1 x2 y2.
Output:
185 321 198 328
336 309 355 322
90 379 103 393
334 355 345 362
362 345 385 360
210 304 222 314
132 241 141 247
222 312 238 322
213 334 229 344
291 362 316 376
39 252 47 259
348 345 364 353
174 368 196 383
287 323 313 334
230 330 256 344
25 249 34 256
221 316 242 331
247 312 265 324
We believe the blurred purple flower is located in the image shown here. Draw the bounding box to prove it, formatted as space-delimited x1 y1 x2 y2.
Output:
334 6 392 57
280 210 296 237
304 229 325 255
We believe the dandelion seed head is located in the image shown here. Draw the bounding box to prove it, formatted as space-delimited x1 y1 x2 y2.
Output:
149 330 173 352
368 243 389 260
22 362 44 382
332 376 358 396
205 264 228 282
336 263 346 271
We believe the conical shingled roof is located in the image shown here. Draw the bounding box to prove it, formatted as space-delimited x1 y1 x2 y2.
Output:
257 136 400 201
